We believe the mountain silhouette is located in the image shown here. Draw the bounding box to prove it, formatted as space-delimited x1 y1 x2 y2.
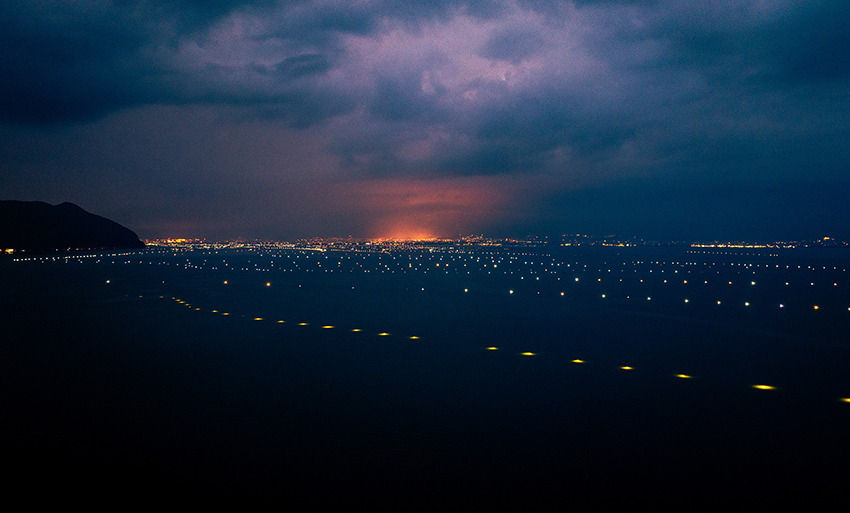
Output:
0 201 145 251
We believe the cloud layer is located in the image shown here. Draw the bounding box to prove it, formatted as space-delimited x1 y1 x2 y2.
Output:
2 1 849 240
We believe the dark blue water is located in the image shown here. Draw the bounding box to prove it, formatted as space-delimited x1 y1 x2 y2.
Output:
3 246 849 505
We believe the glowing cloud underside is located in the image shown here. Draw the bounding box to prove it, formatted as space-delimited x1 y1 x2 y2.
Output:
338 177 512 239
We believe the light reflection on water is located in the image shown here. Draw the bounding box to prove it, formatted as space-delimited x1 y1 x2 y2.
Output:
3 246 850 500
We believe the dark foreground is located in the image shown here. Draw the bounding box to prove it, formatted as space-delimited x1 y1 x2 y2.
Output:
2 246 849 506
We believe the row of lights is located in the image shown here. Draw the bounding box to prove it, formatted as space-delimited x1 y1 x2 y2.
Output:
169 296 420 340
260 280 843 312
162 295 848 405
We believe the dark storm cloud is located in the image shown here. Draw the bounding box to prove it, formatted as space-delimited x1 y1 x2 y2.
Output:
368 51 451 123
479 25 546 64
271 54 332 77
2 1 849 240
0 0 502 125
0 0 343 125
766 1 850 83
283 0 837 187
593 1 850 86
0 1 150 123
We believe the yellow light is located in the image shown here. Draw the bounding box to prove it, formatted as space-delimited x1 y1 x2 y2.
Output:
409 336 419 339
222 313 229 315
487 347 498 350
266 282 271 286
254 317 263 321
753 385 776 390
298 322 308 325
620 366 633 370
212 310 218 312
378 332 390 336
322 325 334 329
572 359 584 363
521 352 535 355
814 305 819 310
224 281 228 284
277 320 285 323
676 374 692 379
840 398 850 403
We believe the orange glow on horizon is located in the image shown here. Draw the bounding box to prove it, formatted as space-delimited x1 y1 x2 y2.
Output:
340 177 513 239
370 230 438 242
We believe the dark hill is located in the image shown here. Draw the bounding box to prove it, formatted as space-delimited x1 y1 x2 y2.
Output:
0 201 145 251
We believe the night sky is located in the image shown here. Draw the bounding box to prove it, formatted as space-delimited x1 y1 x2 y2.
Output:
2 1 849 241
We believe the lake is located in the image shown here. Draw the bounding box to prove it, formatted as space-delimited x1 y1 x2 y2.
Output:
3 245 849 505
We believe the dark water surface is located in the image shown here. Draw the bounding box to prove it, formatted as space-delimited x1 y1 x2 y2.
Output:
3 246 849 505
